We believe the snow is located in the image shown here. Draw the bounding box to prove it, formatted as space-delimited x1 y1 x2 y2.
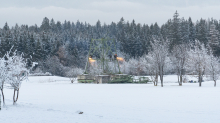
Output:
0 75 220 123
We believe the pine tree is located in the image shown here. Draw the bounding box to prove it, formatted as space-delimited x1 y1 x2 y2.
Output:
169 11 182 51
140 24 150 55
188 17 196 43
29 33 35 56
56 21 62 32
181 18 190 44
208 24 220 55
33 39 43 62
1 25 12 55
196 19 208 46
40 17 50 32
50 18 56 32
41 32 51 59
117 17 127 53
3 22 9 31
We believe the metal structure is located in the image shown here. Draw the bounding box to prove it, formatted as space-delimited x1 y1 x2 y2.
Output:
77 38 134 84
84 38 121 75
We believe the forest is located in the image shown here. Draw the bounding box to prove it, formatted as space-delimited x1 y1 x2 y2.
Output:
0 11 220 79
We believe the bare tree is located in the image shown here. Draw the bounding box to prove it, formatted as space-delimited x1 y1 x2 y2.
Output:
188 40 208 87
145 53 159 86
206 49 220 87
171 44 189 86
149 37 169 87
0 57 7 105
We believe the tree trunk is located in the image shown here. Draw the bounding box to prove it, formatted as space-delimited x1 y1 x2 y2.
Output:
214 80 216 87
179 75 182 86
154 74 158 86
160 75 163 87
1 89 5 105
16 89 19 102
13 89 16 105
13 89 20 105
160 67 163 87
177 75 179 83
199 72 202 87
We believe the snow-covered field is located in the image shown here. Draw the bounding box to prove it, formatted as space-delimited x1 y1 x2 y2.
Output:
0 75 220 123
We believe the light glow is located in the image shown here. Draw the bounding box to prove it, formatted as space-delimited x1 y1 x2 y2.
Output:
117 57 124 61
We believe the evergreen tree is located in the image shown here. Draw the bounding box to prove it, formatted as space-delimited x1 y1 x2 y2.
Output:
50 18 56 32
169 11 182 51
181 18 190 44
56 21 62 32
33 39 43 62
208 24 220 55
117 17 127 53
140 24 150 55
196 19 208 46
40 17 50 32
3 22 9 31
41 32 51 59
188 17 196 43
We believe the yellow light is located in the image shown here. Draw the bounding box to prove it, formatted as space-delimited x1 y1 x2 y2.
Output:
117 57 124 61
89 58 96 63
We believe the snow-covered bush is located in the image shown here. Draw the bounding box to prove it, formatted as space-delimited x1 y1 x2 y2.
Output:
43 56 67 76
30 72 52 76
66 67 84 83
66 67 84 77
119 57 147 76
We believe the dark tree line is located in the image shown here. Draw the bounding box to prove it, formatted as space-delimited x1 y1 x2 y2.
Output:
0 11 220 76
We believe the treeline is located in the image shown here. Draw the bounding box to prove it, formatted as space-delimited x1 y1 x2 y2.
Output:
0 11 220 76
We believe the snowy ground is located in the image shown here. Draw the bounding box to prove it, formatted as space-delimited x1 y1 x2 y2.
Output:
0 75 220 123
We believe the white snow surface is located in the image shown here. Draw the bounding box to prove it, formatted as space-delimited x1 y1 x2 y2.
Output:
0 75 220 123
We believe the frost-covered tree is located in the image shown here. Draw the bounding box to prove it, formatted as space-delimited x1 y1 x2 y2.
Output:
206 49 220 87
171 44 189 86
145 52 159 86
6 51 29 105
0 57 7 105
1 15 220 77
149 37 169 87
188 40 208 87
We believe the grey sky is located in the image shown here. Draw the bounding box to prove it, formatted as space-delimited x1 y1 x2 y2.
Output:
0 0 220 27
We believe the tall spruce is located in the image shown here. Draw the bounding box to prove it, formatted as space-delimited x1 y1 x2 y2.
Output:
169 11 182 51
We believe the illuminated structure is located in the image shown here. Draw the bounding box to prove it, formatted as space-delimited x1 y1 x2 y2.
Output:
78 38 125 83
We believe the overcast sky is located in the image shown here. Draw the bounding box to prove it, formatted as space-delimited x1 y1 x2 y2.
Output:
0 0 220 27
